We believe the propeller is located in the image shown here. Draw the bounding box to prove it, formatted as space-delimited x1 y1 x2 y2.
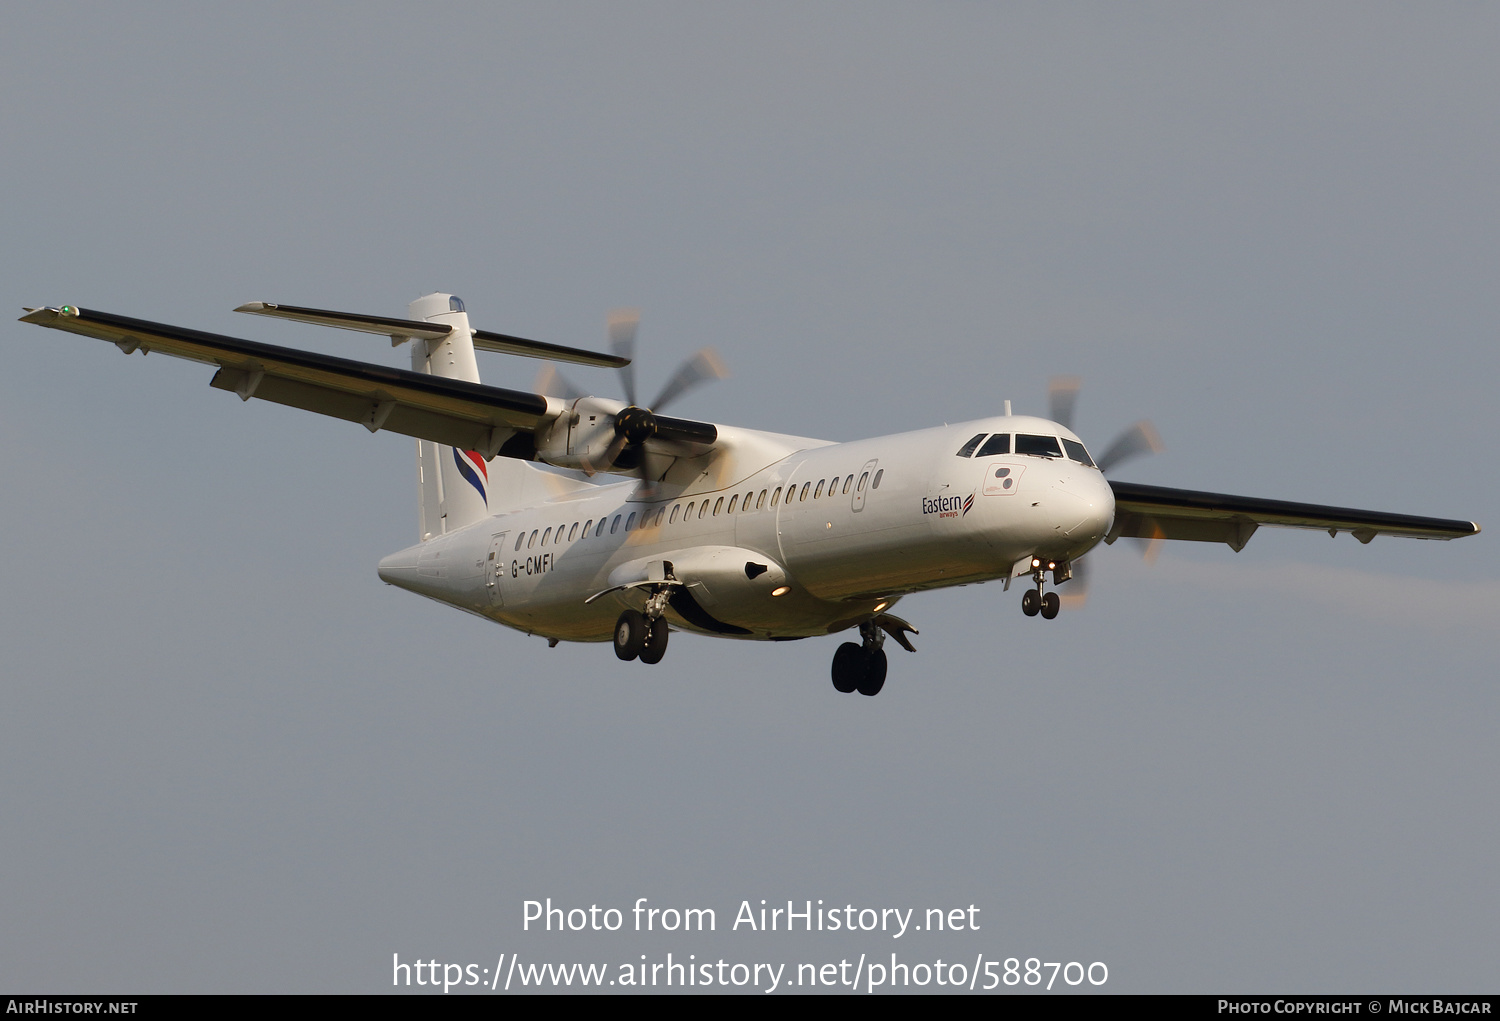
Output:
1046 375 1166 607
536 309 728 478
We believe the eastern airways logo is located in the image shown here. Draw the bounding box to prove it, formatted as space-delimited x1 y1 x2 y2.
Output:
922 493 974 518
452 448 489 506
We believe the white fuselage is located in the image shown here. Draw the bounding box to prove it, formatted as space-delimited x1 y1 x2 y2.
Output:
377 414 1114 642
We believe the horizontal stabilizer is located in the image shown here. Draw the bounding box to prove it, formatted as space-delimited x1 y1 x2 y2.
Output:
236 301 628 367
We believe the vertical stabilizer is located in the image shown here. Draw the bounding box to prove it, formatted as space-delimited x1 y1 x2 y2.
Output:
410 293 502 538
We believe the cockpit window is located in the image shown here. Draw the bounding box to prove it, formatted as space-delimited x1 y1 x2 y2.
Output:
1062 438 1096 468
448 295 466 312
956 433 987 457
977 433 1011 457
1015 434 1062 458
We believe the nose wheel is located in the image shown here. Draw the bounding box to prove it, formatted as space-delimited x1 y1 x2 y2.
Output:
1021 560 1065 619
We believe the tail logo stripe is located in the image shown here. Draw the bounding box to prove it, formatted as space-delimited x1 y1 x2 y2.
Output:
452 447 488 505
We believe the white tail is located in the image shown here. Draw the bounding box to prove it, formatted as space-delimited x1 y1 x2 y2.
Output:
409 293 532 539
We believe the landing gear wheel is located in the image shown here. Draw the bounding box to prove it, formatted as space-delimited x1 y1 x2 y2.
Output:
613 609 646 661
1040 592 1060 619
855 648 887 697
831 642 862 693
639 619 669 664
1022 589 1041 616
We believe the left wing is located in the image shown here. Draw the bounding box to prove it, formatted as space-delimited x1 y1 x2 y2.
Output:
1107 480 1479 550
21 305 556 458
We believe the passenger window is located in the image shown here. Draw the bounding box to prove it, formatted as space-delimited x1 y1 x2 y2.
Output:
610 515 621 534
800 482 811 501
757 490 767 510
595 519 605 537
568 522 579 541
699 501 709 519
654 507 665 527
977 433 1011 457
541 527 552 546
625 512 636 531
583 519 593 537
1062 439 1096 468
527 529 538 549
872 470 884 489
744 491 753 509
956 432 987 457
514 533 524 552
843 474 853 494
814 480 825 499
1016 434 1063 458
771 487 782 506
685 501 695 520
670 505 680 524
713 497 724 515
727 495 738 513
858 471 869 491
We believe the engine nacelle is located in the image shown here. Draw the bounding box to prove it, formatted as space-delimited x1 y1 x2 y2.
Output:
533 395 626 470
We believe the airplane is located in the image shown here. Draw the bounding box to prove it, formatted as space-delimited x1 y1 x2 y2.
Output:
20 294 1480 697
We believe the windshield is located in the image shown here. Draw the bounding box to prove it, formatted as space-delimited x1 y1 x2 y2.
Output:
1015 434 1062 458
1062 438 1096 468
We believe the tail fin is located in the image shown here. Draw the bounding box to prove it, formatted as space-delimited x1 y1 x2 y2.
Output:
410 292 539 539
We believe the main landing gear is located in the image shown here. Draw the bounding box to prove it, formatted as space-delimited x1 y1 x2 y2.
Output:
1020 558 1065 620
831 620 888 697
614 588 672 664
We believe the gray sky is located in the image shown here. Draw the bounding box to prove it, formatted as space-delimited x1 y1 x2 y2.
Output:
1 3 1496 994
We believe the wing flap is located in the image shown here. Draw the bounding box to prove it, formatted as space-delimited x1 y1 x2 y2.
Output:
1108 480 1479 549
23 306 556 456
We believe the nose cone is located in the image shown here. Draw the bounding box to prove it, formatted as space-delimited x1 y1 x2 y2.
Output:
1050 466 1115 548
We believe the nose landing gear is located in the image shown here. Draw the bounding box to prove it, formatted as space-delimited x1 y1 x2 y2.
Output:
1021 559 1066 620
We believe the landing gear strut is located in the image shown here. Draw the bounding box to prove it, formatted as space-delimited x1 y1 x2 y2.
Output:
1021 558 1065 620
830 620 888 696
614 588 672 664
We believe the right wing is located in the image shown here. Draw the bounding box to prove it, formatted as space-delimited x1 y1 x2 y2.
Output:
1107 480 1480 550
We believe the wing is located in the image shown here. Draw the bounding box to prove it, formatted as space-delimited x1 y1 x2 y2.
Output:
1107 480 1479 551
21 305 558 458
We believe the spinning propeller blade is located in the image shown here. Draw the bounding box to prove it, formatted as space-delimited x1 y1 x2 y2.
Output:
1096 420 1164 474
573 309 730 477
608 308 640 407
1036 377 1167 613
534 363 586 402
1048 375 1081 432
649 348 728 413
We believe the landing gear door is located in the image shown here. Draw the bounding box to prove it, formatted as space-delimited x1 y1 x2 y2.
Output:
852 459 879 512
486 532 508 607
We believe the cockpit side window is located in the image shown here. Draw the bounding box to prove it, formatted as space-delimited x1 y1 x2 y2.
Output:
449 295 466 312
1015 434 1062 458
956 433 987 457
977 433 1011 457
1062 439 1096 468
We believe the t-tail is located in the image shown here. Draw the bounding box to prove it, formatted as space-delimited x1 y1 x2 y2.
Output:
408 292 565 538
